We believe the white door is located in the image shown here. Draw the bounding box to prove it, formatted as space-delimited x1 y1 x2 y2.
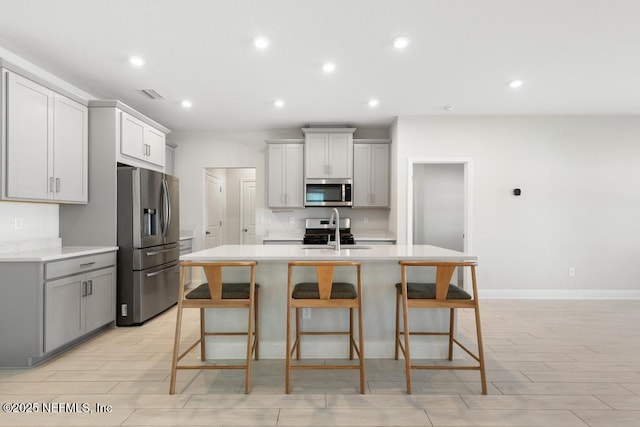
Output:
205 173 224 248
241 180 256 244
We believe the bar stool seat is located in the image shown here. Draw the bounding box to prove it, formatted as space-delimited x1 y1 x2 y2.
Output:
169 260 259 394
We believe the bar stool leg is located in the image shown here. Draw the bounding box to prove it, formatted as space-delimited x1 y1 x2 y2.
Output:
285 301 292 394
254 290 260 360
295 307 301 360
448 308 455 361
199 308 206 361
394 289 401 360
357 303 365 394
349 307 354 360
244 300 254 394
169 302 184 395
401 292 412 394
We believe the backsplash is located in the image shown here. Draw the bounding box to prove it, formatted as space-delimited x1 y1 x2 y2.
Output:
0 202 59 252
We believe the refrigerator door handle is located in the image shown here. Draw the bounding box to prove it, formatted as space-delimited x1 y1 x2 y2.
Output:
164 178 172 236
146 265 176 278
160 179 168 237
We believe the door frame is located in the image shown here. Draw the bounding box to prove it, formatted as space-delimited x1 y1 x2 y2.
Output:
406 157 473 254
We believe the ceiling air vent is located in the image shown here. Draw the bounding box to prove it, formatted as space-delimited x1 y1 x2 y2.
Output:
139 89 164 100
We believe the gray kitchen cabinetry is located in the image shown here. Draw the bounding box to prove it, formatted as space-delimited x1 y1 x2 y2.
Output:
353 140 390 208
267 140 304 208
120 110 166 168
302 128 355 179
0 251 116 367
0 63 88 203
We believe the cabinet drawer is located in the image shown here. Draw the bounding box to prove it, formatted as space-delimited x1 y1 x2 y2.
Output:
179 239 193 251
45 252 116 280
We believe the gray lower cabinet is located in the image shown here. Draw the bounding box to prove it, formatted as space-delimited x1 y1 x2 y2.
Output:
0 251 116 367
44 266 115 352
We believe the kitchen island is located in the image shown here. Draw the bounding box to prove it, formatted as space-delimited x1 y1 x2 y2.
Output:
181 244 477 359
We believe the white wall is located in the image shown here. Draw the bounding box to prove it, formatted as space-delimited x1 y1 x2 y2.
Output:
395 115 640 296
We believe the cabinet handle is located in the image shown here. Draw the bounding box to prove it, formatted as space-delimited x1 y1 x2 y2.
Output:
49 177 55 193
55 178 60 193
146 265 176 277
80 262 96 268
82 281 87 297
146 144 151 156
87 280 93 296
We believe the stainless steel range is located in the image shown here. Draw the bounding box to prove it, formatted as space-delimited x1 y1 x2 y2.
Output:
303 218 355 245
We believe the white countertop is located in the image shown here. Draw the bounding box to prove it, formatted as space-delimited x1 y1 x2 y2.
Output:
0 246 118 262
182 244 475 262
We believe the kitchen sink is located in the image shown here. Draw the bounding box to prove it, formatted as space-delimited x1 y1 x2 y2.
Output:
302 245 372 250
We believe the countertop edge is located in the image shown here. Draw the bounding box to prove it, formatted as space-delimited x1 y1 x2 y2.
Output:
0 246 119 262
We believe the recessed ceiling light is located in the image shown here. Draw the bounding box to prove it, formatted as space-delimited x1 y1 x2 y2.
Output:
509 79 524 88
274 99 285 108
322 62 336 73
129 56 145 67
368 99 380 108
254 36 270 49
392 36 410 49
181 100 192 108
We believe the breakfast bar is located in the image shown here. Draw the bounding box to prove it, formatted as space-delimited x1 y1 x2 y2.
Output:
180 244 478 359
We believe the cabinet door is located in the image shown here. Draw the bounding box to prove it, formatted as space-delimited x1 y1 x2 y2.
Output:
268 144 304 208
44 274 85 352
144 127 165 167
353 143 389 207
327 133 352 178
5 72 53 200
268 144 286 207
370 143 389 207
85 267 116 332
285 144 304 207
305 134 329 178
352 144 371 206
53 95 88 203
120 111 146 160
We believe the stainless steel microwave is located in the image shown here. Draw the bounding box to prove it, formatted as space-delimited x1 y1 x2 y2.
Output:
305 178 352 207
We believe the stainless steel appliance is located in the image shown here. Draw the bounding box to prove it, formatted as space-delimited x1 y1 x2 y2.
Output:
117 166 180 326
305 178 352 207
303 218 355 245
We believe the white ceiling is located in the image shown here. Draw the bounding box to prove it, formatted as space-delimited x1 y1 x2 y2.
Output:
1 0 638 132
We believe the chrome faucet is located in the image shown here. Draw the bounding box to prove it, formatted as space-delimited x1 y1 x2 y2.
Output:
329 208 340 251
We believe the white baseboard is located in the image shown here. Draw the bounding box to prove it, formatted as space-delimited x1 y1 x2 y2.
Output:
479 289 640 300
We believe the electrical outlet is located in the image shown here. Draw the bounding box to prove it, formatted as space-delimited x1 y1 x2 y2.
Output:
568 267 575 277
14 218 23 230
302 308 311 319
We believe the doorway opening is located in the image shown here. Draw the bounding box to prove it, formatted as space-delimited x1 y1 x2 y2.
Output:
407 158 473 253
205 168 257 248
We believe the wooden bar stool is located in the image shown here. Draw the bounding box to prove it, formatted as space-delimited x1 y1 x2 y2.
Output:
285 260 365 394
395 260 487 394
169 260 259 394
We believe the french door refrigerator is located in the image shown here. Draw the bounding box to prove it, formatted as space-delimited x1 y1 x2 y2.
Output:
117 166 180 326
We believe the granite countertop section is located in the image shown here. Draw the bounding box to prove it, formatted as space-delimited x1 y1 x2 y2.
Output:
0 246 118 262
182 244 475 262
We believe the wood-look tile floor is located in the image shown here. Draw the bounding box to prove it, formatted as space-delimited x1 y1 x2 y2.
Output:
1 300 639 426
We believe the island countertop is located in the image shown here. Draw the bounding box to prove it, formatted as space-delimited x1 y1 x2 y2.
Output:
181 244 476 262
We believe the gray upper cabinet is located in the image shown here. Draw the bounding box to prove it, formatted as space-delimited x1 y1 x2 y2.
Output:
353 141 390 208
120 110 165 168
303 128 355 179
267 141 304 208
1 67 88 203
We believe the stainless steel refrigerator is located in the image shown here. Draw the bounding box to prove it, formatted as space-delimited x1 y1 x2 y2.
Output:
116 166 180 326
